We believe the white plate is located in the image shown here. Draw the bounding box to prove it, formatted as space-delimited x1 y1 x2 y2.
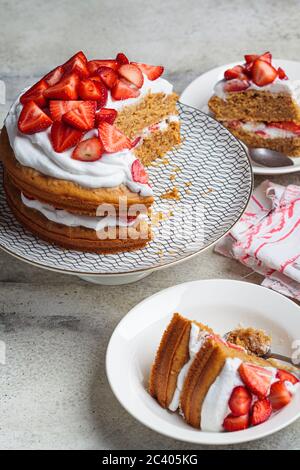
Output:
180 59 300 176
106 279 300 445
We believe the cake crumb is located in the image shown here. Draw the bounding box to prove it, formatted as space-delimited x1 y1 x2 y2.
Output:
160 187 181 201
226 327 271 357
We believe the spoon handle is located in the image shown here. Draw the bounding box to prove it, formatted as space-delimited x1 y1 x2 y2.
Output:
267 352 300 370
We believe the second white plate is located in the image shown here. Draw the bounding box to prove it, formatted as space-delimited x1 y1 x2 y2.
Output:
180 59 300 175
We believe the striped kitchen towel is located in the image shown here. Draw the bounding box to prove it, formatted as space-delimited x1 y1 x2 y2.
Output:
215 180 300 300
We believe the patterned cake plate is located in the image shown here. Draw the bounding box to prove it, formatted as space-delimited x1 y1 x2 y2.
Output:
0 103 253 284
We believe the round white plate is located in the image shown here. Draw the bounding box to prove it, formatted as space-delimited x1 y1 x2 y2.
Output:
0 104 252 279
180 59 300 176
106 279 300 445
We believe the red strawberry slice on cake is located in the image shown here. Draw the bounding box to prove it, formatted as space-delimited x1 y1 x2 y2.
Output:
131 62 164 81
111 78 140 100
18 101 53 134
224 65 247 81
20 80 49 108
223 413 249 432
97 66 118 89
44 73 80 100
43 65 64 86
72 137 103 161
87 59 119 75
116 52 129 65
238 363 273 397
118 64 144 89
98 122 132 153
268 121 300 134
223 79 250 92
269 381 292 411
250 398 272 426
276 369 299 385
63 55 90 80
131 159 149 184
50 121 83 153
251 59 278 86
62 101 96 131
49 100 83 122
78 79 108 107
228 386 252 417
95 108 118 126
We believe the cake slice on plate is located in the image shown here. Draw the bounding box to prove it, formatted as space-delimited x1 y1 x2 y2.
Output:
208 51 300 156
150 313 299 432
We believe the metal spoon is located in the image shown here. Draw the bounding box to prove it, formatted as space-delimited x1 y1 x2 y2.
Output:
249 148 294 168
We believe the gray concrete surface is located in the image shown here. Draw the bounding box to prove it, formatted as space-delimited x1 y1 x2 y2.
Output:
1 0 300 450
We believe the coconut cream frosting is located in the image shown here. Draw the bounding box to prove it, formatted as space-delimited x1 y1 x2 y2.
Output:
5 74 173 197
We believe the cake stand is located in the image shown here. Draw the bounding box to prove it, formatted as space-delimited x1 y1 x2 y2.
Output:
0 104 253 285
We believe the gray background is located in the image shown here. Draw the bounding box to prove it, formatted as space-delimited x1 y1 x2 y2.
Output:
1 0 300 450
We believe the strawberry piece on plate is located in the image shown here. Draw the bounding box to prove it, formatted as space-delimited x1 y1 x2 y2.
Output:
98 122 132 153
111 78 140 100
87 59 119 75
78 79 108 107
278 67 288 80
18 101 53 134
224 65 247 81
63 51 87 68
268 121 300 134
228 386 252 417
95 108 118 125
50 120 83 152
97 66 118 89
44 73 79 100
259 51 272 64
223 79 250 92
276 369 299 385
239 363 273 397
131 159 149 184
63 101 96 131
72 137 103 161
223 413 249 432
118 64 144 88
131 62 164 81
116 52 129 65
269 381 292 411
250 398 272 426
244 54 259 64
43 65 64 86
20 80 49 108
251 59 278 86
49 100 83 121
64 55 89 79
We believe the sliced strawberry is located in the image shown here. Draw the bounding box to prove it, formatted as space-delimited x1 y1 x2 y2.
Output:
251 59 278 86
251 398 272 426
111 78 140 100
63 51 87 68
18 101 52 134
269 381 292 411
255 130 267 137
131 62 164 81
89 75 102 82
44 73 79 100
131 159 149 184
223 79 250 92
49 100 82 122
78 79 108 108
116 52 129 65
228 386 252 416
118 64 144 88
87 59 119 75
244 54 259 64
50 121 83 152
239 363 273 398
278 67 288 80
223 413 249 432
276 369 299 385
43 65 64 86
98 122 132 153
224 65 247 80
97 66 118 89
63 101 96 131
268 121 300 134
72 137 103 161
131 136 141 147
63 56 89 79
20 80 49 108
95 108 118 125
259 51 272 64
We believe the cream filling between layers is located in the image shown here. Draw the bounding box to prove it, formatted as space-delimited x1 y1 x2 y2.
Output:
234 121 299 139
21 193 144 230
5 74 174 197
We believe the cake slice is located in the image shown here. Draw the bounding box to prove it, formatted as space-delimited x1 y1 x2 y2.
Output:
150 314 300 432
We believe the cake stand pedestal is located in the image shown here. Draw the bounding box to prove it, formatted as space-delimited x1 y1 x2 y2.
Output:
77 271 153 285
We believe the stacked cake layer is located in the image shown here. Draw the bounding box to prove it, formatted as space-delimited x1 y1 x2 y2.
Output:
208 52 300 156
149 314 299 432
0 51 180 253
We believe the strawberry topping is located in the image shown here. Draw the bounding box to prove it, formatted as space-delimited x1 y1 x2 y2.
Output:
268 121 300 134
111 78 140 100
43 65 65 86
223 79 250 92
239 363 273 398
228 386 252 416
98 122 132 153
97 66 118 89
62 101 96 131
20 80 49 108
87 59 119 75
18 101 52 134
278 67 288 80
223 413 249 432
49 100 82 122
44 73 79 100
276 369 299 385
50 121 83 153
131 159 149 184
131 62 164 81
269 381 292 411
72 137 103 162
116 52 129 65
118 64 144 88
95 108 118 126
251 59 278 86
250 398 272 426
224 65 247 81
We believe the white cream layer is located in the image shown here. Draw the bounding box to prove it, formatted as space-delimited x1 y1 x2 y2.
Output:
5 74 173 196
214 77 300 104
168 323 209 412
21 193 142 230
238 121 299 139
